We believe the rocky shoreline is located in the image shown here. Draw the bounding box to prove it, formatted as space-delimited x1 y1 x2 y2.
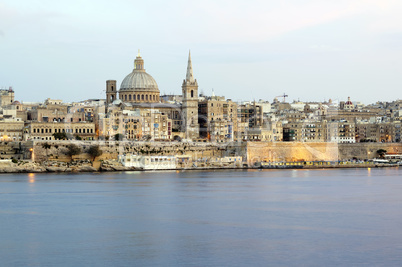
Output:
0 160 399 174
0 160 139 174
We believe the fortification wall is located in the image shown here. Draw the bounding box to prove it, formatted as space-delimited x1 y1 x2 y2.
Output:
17 140 402 167
246 142 339 166
338 143 402 160
31 140 225 163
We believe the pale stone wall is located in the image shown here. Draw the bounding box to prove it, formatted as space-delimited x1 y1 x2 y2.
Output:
246 142 339 166
338 143 402 160
31 140 225 163
246 142 402 165
9 140 402 167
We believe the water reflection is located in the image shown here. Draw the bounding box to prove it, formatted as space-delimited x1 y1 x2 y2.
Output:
28 173 35 184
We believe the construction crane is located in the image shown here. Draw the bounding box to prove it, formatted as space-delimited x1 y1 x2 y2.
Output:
276 93 288 103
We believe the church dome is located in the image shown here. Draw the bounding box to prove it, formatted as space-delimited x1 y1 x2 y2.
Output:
118 52 160 103
120 72 158 92
119 53 159 93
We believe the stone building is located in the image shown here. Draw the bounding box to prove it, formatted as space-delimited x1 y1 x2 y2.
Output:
198 95 238 142
140 109 172 141
0 120 24 141
244 120 283 142
0 88 14 107
26 122 96 141
99 103 172 141
355 122 401 143
282 121 326 142
27 99 86 123
326 121 356 143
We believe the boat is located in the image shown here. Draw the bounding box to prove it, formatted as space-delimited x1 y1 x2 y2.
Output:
257 162 304 169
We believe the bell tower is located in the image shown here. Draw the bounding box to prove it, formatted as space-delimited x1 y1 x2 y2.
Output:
106 80 117 113
182 51 199 140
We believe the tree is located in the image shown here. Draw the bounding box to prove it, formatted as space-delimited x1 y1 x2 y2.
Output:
114 133 124 141
53 132 67 140
377 149 387 159
75 135 82 140
173 135 182 142
64 144 82 161
142 134 152 141
87 145 103 161
42 142 51 159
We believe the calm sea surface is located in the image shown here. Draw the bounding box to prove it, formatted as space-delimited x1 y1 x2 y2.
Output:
1 168 402 266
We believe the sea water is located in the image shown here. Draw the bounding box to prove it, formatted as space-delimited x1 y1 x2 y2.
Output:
1 168 401 266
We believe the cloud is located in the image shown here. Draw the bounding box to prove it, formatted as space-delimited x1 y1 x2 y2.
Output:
309 45 344 52
155 0 402 44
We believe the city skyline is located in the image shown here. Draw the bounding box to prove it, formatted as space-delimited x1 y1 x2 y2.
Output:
1 0 402 104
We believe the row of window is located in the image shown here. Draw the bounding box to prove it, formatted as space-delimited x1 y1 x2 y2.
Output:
120 94 159 102
32 128 94 134
32 136 95 140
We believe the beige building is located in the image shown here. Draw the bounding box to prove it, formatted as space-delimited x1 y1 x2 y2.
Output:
140 109 172 141
27 99 86 123
238 102 263 128
198 96 238 142
26 122 96 141
326 121 356 143
282 121 327 142
0 88 15 107
0 120 24 141
282 120 355 143
244 121 283 142
99 105 172 141
355 122 400 143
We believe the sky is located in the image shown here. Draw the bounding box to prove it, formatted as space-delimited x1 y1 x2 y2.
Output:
1 0 402 104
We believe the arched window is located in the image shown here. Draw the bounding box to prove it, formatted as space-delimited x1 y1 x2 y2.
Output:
146 95 148 101
191 90 194 98
142 95 144 100
129 95 132 101
125 95 127 101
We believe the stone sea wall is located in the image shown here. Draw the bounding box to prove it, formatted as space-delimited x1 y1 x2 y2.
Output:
246 142 339 166
246 142 402 166
0 141 400 173
338 143 402 160
31 140 226 163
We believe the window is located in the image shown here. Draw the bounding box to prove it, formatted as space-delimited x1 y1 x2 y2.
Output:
191 90 194 98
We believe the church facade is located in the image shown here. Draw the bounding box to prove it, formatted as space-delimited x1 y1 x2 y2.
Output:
104 51 200 141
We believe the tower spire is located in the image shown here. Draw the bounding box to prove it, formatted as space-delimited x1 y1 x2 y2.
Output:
186 50 195 83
